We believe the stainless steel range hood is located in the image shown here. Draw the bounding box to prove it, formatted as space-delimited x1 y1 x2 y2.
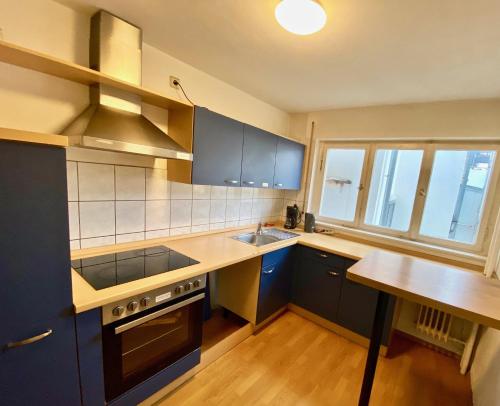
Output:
62 11 192 161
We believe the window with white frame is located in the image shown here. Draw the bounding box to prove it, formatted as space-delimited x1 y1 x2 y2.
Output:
312 142 499 252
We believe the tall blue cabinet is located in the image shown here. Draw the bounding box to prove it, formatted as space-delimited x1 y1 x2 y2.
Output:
0 140 81 405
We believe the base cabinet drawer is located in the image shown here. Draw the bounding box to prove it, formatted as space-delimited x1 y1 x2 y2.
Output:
291 254 344 323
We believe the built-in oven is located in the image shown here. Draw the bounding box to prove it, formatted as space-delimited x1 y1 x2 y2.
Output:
101 275 206 402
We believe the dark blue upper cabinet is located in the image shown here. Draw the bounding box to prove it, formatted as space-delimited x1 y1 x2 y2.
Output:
241 125 278 188
0 141 81 405
273 137 305 190
192 106 244 186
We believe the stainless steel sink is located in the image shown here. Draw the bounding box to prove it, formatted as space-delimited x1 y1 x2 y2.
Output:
232 228 299 247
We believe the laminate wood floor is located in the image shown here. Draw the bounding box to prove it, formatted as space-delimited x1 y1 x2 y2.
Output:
157 311 472 406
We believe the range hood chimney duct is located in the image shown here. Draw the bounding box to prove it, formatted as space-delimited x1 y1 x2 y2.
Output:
62 11 192 161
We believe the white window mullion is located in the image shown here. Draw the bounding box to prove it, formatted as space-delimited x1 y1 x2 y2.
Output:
409 144 435 240
356 144 375 228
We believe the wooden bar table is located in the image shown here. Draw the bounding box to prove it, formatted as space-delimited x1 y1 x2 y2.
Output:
347 250 500 406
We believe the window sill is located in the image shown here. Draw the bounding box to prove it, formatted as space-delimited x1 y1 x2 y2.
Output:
315 221 486 269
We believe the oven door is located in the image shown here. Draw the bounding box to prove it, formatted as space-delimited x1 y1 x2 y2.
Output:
102 292 204 401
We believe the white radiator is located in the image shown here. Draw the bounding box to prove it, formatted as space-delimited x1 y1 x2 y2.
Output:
416 305 453 342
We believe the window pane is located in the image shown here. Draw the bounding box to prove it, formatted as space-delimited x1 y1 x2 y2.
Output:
365 149 423 231
319 148 365 222
420 150 496 244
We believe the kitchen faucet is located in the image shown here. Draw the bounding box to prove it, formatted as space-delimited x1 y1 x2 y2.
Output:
256 222 263 235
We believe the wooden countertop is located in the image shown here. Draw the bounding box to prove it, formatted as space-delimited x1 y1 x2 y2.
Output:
71 227 477 314
347 250 500 330
71 227 379 313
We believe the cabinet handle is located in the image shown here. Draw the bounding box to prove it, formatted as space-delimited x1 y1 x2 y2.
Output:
224 179 239 185
318 253 328 258
327 271 340 277
275 183 283 188
263 267 275 275
243 181 255 185
6 329 53 349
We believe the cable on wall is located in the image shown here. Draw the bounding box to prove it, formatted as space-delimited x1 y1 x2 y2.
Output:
173 79 195 105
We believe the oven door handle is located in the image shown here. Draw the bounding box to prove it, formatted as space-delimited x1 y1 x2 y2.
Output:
114 293 205 335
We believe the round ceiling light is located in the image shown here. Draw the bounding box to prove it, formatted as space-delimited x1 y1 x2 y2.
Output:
275 0 327 35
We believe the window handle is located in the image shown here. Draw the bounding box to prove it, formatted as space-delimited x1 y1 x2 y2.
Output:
418 188 426 197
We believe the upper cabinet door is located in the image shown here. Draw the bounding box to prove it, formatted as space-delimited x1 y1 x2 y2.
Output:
241 125 278 188
192 107 244 187
273 138 305 190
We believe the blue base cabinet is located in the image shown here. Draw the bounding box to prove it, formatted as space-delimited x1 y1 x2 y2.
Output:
291 246 345 323
256 247 294 324
0 141 81 405
292 245 395 345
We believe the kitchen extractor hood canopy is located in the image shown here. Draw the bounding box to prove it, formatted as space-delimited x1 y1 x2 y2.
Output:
62 10 192 161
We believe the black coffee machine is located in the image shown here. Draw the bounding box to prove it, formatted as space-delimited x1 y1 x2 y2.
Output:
285 204 301 229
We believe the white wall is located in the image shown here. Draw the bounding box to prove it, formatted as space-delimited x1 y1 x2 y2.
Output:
471 327 500 406
307 99 500 141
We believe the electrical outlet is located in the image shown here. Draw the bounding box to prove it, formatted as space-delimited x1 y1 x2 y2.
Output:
169 76 180 88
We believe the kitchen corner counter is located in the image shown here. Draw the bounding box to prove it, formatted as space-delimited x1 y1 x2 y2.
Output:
70 227 458 313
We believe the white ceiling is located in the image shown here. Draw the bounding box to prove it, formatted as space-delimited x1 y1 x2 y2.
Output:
58 0 500 113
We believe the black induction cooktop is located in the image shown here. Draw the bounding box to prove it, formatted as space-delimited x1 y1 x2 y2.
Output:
71 246 199 290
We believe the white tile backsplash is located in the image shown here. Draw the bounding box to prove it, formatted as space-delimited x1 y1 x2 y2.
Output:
115 166 145 200
193 185 211 199
171 182 193 199
239 199 253 220
241 187 254 199
80 235 116 249
116 201 145 234
210 199 226 223
116 232 145 244
191 224 209 233
146 200 170 230
226 187 241 199
79 201 115 238
192 199 210 225
225 199 240 221
67 163 288 249
146 168 169 200
67 161 78 201
68 202 80 240
78 163 115 201
210 185 227 199
170 226 191 236
170 200 192 228
145 228 170 239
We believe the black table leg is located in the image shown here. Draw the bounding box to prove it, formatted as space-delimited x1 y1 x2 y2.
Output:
358 291 390 406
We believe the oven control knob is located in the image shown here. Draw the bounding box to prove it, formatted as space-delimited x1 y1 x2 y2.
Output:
112 306 125 317
185 282 193 291
140 297 151 307
175 285 184 294
127 301 139 312
193 279 202 288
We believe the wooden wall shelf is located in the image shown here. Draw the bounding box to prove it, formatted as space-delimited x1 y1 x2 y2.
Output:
0 40 191 111
0 40 194 163
0 127 68 147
